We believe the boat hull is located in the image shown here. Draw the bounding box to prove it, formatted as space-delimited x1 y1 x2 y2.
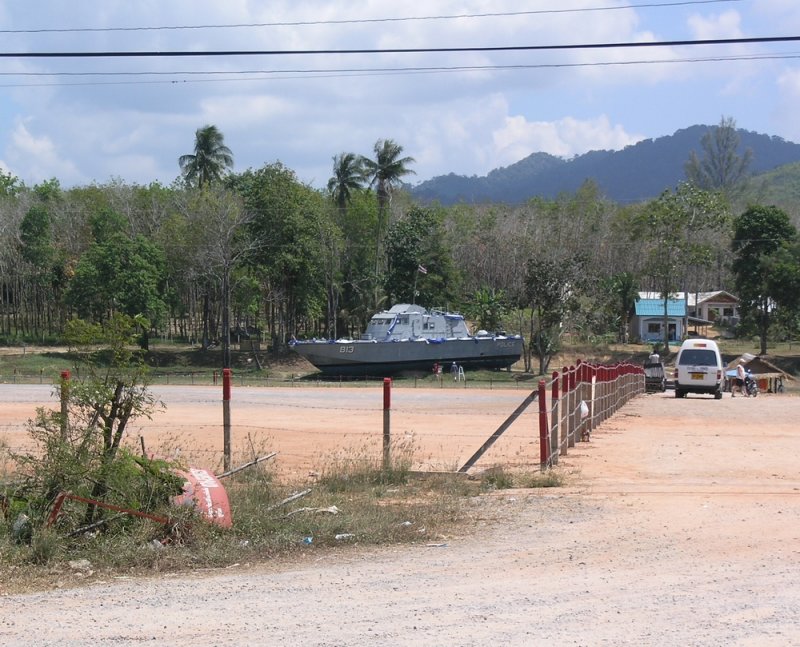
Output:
291 337 524 377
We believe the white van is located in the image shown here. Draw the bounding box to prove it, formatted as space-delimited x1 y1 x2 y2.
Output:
673 339 724 399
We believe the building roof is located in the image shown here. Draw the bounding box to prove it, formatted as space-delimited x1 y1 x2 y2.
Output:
634 298 686 317
690 290 739 306
637 290 739 306
726 353 793 379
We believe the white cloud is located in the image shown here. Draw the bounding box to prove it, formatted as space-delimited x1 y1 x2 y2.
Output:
0 1 795 189
492 115 644 165
687 10 743 39
5 121 82 184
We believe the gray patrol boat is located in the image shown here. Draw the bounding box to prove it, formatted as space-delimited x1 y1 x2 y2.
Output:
290 303 524 377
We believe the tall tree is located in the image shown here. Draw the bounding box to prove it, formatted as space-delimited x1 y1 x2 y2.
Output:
179 125 234 188
607 271 639 343
685 116 752 197
732 205 800 354
233 163 329 346
327 152 366 212
383 205 457 306
630 183 730 354
523 256 585 374
363 139 416 217
176 188 258 368
65 209 167 350
362 139 415 308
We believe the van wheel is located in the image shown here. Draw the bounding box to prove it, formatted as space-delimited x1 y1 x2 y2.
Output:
714 391 722 400
675 389 684 399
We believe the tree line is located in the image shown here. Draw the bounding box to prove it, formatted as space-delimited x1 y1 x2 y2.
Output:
1 118 799 372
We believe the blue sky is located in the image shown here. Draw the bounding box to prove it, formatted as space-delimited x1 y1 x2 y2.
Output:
0 1 799 189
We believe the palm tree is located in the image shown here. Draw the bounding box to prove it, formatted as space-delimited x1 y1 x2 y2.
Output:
327 152 366 212
362 139 416 217
362 139 415 307
179 125 234 188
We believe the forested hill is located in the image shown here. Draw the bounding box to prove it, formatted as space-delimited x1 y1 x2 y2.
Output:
411 125 800 205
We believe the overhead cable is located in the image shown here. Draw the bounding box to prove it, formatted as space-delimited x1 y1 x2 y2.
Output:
2 35 798 59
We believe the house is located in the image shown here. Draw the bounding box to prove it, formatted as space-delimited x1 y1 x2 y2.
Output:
686 291 740 327
635 290 741 340
631 297 687 344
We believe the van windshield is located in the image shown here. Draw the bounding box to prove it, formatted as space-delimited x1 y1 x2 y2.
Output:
678 349 717 366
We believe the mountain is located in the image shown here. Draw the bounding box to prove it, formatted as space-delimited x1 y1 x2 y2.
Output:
741 161 800 213
411 126 800 205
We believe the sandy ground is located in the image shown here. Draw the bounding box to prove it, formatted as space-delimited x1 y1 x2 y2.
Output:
0 383 543 476
2 385 800 646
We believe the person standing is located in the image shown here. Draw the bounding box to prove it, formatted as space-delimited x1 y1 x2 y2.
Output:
733 362 746 396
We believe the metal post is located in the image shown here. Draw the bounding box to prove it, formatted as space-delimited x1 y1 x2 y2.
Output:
383 377 392 470
222 368 232 472
60 369 70 440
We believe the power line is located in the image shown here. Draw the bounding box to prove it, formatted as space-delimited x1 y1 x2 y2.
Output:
1 52 798 89
2 35 798 59
0 1 743 34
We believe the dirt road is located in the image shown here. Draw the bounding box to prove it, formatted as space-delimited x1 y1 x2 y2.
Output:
2 389 800 646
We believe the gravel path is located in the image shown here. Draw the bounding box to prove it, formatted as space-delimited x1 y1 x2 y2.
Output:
2 390 800 646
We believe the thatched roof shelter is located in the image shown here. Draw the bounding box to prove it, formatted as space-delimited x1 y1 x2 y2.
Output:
726 353 793 392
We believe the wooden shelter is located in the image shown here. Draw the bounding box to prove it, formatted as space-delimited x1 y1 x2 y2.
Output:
726 353 792 393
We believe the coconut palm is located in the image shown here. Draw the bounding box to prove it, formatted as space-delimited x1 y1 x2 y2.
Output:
362 139 416 216
327 152 366 212
179 125 234 188
362 139 415 307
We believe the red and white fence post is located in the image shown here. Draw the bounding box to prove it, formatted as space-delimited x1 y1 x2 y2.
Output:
538 379 549 470
222 368 232 472
383 377 392 469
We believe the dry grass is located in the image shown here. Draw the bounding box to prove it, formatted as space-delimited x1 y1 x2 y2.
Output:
1 433 572 595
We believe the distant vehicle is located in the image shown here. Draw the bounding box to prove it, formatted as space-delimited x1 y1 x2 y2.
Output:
744 371 759 397
643 361 666 393
673 338 724 399
290 303 524 377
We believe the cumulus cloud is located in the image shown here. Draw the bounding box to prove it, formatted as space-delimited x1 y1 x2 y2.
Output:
491 115 644 165
0 2 793 187
5 121 82 184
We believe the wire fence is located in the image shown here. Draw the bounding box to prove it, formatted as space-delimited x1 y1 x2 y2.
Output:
539 360 645 468
1 360 646 478
0 368 537 390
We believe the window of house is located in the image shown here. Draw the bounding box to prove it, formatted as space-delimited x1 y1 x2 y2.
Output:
723 307 734 317
647 323 661 334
